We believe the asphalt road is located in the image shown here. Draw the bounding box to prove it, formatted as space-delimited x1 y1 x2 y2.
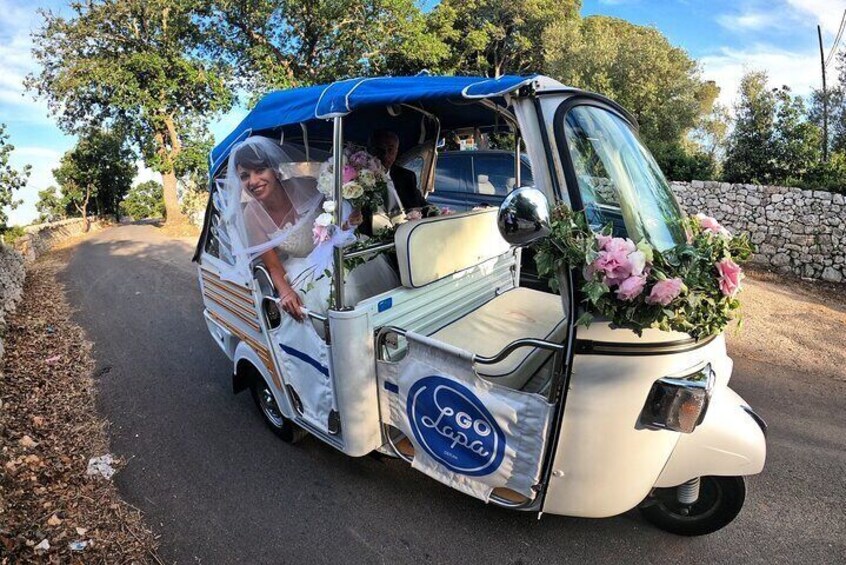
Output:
58 224 846 564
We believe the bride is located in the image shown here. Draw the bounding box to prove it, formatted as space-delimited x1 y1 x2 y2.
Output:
225 136 398 321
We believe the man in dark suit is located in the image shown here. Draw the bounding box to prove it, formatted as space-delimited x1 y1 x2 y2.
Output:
368 129 428 212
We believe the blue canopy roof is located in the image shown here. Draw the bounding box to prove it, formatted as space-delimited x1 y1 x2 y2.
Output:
211 75 540 173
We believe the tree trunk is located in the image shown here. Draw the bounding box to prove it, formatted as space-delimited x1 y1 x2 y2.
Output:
160 115 186 225
161 169 184 224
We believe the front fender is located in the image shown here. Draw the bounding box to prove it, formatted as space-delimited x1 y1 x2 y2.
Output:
233 340 294 419
654 387 766 488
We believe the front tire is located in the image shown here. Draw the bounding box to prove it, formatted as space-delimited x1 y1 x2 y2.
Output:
251 379 308 444
639 476 746 536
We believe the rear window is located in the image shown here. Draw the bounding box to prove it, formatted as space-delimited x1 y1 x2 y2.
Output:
434 154 468 192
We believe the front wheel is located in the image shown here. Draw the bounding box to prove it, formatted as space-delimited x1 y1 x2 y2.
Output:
639 476 746 536
251 379 308 444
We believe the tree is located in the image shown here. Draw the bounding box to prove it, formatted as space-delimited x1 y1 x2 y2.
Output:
121 180 165 220
27 0 233 224
544 16 719 180
53 129 136 231
723 72 824 186
722 72 778 184
0 124 30 230
35 186 65 223
430 0 579 78
204 0 449 93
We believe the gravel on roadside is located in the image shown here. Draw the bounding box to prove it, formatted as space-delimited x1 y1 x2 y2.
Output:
0 254 160 563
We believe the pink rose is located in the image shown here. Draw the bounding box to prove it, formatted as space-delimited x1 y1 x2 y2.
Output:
605 237 636 255
695 213 729 236
406 209 423 221
716 258 743 297
615 275 647 301
312 224 331 245
646 278 684 306
441 207 454 216
342 165 358 183
595 233 612 250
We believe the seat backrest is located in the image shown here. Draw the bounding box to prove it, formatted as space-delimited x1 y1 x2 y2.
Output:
394 209 511 288
477 174 496 195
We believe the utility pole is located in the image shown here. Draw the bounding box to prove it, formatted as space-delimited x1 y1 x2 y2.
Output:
818 25 828 162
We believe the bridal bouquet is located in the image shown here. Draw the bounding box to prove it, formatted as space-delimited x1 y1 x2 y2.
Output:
533 205 754 339
316 145 389 217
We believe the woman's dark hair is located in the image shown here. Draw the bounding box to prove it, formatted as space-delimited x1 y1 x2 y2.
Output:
234 144 270 170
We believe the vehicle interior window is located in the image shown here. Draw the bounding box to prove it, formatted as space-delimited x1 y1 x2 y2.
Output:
433 155 467 193
471 154 521 196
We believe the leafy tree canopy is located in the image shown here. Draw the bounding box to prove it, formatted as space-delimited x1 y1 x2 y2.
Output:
544 16 718 179
53 129 136 227
27 0 234 222
0 124 30 230
121 180 165 220
204 0 451 93
723 71 823 186
429 0 580 78
35 186 66 224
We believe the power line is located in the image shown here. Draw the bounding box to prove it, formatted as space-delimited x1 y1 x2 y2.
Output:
825 9 846 67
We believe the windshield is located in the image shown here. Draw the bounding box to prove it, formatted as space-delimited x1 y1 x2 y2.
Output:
559 105 687 251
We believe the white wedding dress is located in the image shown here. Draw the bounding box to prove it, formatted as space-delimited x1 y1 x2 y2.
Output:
247 202 400 316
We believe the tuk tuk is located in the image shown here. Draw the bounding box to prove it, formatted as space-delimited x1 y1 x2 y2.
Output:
194 75 766 536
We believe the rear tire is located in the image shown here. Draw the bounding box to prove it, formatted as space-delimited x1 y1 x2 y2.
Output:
251 379 308 444
639 476 746 536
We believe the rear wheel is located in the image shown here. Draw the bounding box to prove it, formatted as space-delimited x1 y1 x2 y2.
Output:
251 379 308 444
639 476 746 536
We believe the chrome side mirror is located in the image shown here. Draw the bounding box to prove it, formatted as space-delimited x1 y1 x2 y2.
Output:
497 186 551 246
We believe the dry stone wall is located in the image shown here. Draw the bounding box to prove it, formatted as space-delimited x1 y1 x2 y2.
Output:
13 217 106 262
0 244 26 366
671 181 845 283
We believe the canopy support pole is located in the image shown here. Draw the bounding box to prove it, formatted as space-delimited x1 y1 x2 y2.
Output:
515 133 522 187
332 116 347 310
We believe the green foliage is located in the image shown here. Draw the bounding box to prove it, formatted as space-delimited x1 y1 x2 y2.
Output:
35 186 66 223
651 143 716 182
544 15 719 177
0 124 30 230
204 0 450 93
53 130 136 221
430 0 579 77
27 0 234 221
533 205 753 339
723 72 824 187
121 180 165 220
1 225 26 244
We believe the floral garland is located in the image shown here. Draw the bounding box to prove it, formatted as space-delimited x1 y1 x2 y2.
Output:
533 204 754 340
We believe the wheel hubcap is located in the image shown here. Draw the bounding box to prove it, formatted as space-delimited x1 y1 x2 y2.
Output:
258 385 285 428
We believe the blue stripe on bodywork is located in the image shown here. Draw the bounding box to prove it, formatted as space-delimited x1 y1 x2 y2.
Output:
278 344 330 376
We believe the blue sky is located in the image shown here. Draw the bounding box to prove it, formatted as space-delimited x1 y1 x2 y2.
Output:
2 0 845 225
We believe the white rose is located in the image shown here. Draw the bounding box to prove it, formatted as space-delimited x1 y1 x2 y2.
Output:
342 181 364 200
317 174 334 196
357 169 375 189
628 250 646 277
315 212 334 227
322 200 337 213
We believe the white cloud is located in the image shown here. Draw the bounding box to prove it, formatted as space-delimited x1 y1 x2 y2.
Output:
701 44 822 107
786 0 846 35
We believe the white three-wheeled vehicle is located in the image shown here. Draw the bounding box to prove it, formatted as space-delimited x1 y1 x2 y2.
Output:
195 75 766 535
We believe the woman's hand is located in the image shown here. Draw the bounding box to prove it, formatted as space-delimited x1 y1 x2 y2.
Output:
277 283 306 322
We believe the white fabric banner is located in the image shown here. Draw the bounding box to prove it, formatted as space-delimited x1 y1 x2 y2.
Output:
272 316 335 432
379 333 553 502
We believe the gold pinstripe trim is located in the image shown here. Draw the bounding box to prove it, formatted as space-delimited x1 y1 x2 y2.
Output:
203 286 258 322
207 311 280 388
204 293 262 332
201 276 255 306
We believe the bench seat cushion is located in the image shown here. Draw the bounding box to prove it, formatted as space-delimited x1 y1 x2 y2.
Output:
430 287 566 390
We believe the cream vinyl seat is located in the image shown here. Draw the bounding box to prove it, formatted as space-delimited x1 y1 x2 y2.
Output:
393 209 565 390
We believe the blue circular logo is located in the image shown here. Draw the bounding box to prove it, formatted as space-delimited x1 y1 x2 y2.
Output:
406 376 506 476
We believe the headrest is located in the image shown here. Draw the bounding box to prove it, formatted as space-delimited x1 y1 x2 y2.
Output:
394 209 511 288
